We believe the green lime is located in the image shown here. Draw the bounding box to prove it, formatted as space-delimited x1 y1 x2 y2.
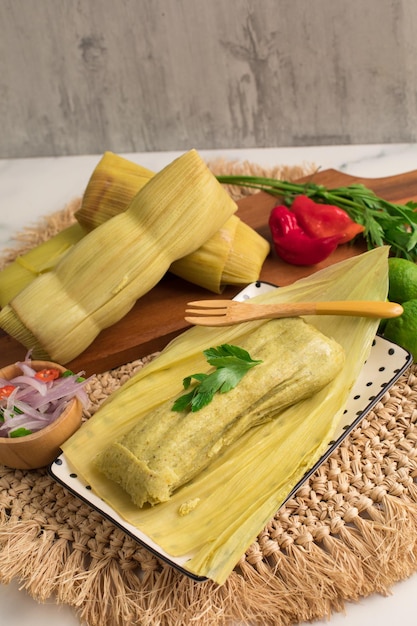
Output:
388 258 417 303
384 299 417 359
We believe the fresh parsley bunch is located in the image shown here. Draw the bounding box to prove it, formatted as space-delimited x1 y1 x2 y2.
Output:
216 175 417 261
172 344 262 413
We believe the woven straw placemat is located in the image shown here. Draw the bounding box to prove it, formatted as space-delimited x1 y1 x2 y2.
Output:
1 160 417 626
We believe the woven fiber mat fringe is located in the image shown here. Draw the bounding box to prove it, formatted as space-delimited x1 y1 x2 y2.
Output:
1 159 417 626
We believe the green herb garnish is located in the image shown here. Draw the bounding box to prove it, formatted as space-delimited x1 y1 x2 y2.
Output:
62 369 85 383
0 405 23 422
10 427 33 438
172 344 263 413
216 175 417 261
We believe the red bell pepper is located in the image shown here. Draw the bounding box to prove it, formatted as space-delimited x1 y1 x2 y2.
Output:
290 195 365 244
268 205 343 266
269 194 365 266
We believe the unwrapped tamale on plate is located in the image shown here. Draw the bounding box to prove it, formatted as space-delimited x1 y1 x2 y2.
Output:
61 247 390 584
95 317 345 507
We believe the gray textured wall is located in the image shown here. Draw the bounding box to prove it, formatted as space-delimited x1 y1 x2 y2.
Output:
1 0 417 158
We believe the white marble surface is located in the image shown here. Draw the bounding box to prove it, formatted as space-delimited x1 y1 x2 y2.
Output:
0 143 417 625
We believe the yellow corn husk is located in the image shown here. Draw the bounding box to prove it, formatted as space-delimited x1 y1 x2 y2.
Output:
0 223 85 308
62 246 390 584
170 215 270 293
169 216 239 293
0 153 152 307
221 218 271 286
0 152 269 305
0 150 237 363
77 151 270 293
74 152 154 231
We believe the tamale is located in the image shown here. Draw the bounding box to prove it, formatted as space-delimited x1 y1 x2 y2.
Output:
169 216 240 293
96 317 345 507
76 151 270 293
0 150 237 363
0 153 152 308
62 247 389 584
0 151 269 304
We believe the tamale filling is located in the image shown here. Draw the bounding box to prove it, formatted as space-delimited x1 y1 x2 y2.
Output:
96 317 345 507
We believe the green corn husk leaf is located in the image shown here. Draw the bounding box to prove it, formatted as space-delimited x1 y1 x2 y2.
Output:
0 150 237 363
62 246 390 584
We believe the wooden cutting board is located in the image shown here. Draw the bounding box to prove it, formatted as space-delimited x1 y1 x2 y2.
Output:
1 167 416 375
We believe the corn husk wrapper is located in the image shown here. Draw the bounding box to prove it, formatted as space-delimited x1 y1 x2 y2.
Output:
0 153 151 308
74 152 154 230
170 215 269 292
0 223 86 308
0 150 237 363
169 215 239 293
220 218 270 286
76 151 270 293
62 246 390 584
0 152 268 307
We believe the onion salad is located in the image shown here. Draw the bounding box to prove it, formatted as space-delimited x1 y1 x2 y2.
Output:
0 355 91 438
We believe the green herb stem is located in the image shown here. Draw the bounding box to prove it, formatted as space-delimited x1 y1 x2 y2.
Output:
216 175 417 261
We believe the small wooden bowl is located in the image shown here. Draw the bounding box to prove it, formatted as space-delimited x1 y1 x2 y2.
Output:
0 360 83 470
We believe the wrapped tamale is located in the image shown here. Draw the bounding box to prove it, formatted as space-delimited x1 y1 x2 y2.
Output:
0 153 151 308
0 150 237 363
76 151 270 293
96 317 345 507
0 152 269 306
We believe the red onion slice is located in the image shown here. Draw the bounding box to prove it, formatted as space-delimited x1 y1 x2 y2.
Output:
0 359 91 438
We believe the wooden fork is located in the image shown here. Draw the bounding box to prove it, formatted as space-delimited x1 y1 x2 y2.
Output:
185 299 404 327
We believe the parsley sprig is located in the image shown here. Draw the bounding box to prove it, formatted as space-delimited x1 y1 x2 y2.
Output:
172 344 263 413
216 175 417 261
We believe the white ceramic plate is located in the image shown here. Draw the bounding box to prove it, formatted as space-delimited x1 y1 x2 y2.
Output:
49 282 413 581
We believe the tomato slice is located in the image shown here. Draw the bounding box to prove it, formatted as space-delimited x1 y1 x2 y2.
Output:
34 368 61 383
0 384 16 399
